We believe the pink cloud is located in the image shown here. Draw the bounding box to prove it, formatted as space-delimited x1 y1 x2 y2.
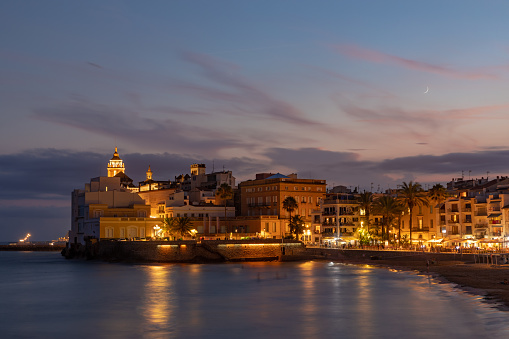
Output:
331 44 497 80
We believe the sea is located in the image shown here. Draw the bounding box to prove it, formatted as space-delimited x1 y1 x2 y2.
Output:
1 251 508 339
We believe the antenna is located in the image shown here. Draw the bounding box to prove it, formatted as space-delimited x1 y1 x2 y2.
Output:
212 160 215 172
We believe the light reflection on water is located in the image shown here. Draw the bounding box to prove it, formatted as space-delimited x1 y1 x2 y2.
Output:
1 252 509 339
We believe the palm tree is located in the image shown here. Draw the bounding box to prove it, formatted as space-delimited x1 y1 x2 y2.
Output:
216 183 233 234
358 191 373 233
282 196 298 239
162 216 175 238
290 215 305 241
429 183 447 236
398 181 429 247
170 217 194 239
373 195 403 242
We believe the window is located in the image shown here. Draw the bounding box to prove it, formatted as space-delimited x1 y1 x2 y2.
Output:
273 196 277 203
430 220 434 228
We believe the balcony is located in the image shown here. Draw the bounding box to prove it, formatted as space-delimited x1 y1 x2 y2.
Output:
475 211 487 216
475 224 488 229
322 212 336 216
462 220 472 224
447 220 459 224
463 208 472 212
447 209 460 213
411 227 430 232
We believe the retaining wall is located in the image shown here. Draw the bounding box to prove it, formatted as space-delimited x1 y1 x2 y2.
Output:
87 239 305 263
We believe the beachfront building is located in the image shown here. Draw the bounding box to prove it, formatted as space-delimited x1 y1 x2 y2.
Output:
440 177 509 249
70 176 157 246
310 192 361 246
238 173 326 238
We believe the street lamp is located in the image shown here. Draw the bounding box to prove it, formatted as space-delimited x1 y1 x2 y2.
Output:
153 225 160 239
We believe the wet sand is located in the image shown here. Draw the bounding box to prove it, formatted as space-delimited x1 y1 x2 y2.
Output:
351 256 509 309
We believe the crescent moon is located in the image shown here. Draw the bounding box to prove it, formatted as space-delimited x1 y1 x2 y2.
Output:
424 86 429 94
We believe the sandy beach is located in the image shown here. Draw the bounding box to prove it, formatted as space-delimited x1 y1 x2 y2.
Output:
349 256 509 310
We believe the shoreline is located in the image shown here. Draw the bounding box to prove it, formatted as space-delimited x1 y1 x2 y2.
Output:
5 243 509 310
333 256 509 311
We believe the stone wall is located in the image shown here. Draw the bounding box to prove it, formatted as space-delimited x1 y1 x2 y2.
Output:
89 239 305 263
304 248 476 262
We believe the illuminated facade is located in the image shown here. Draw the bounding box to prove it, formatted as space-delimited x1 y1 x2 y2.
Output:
239 173 326 238
107 147 125 177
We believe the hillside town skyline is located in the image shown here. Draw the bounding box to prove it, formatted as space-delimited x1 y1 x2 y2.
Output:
61 147 509 252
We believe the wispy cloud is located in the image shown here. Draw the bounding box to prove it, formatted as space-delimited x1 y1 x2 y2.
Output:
32 101 253 156
331 44 497 80
173 51 335 131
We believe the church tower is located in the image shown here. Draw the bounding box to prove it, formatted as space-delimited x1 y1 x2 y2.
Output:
146 165 153 181
107 147 125 177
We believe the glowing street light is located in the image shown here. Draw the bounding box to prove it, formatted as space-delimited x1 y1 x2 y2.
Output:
153 225 160 239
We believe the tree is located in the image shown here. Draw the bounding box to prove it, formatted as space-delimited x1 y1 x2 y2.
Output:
373 195 403 242
398 181 429 247
356 226 372 245
162 217 175 238
170 217 194 239
216 183 233 234
290 215 305 241
282 196 298 239
358 191 373 233
429 183 447 235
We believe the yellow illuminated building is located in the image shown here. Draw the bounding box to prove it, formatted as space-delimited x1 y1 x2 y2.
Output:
107 147 125 177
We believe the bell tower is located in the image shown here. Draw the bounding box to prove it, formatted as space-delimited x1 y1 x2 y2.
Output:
107 147 125 177
146 165 153 181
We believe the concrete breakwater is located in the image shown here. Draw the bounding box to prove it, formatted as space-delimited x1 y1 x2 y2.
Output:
65 239 307 262
0 244 66 251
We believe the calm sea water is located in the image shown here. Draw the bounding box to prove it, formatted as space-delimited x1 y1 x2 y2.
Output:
0 252 508 339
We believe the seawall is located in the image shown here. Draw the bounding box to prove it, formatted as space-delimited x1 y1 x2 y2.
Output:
0 244 66 251
67 239 307 263
305 247 477 263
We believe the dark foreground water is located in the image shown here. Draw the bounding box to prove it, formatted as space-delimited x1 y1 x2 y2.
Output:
0 252 508 339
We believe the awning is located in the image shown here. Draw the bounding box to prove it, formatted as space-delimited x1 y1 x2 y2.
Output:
492 224 503 227
426 238 444 243
479 238 502 243
445 238 463 243
488 213 502 218
340 236 357 241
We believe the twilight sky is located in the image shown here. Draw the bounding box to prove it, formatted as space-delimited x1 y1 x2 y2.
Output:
3 0 509 241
